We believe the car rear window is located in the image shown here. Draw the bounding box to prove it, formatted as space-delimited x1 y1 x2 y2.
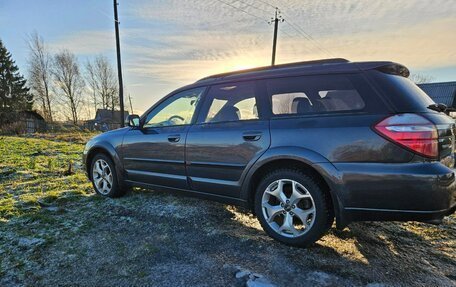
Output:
267 74 368 115
368 70 435 112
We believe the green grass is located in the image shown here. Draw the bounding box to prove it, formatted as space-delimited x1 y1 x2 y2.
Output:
0 134 96 221
0 132 455 286
0 132 102 281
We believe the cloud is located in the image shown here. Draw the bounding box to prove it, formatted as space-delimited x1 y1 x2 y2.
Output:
131 0 266 29
121 16 455 88
278 17 456 68
43 0 456 110
46 0 456 85
48 30 115 55
275 0 455 36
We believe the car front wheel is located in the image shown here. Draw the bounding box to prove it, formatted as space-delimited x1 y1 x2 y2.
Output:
90 153 126 198
254 169 333 247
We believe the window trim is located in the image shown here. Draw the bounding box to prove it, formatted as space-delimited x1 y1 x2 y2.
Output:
260 73 372 119
193 117 264 127
269 110 370 120
140 86 207 129
196 80 264 125
270 89 366 116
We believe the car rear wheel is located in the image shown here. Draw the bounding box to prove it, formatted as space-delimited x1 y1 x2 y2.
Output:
90 153 126 198
254 169 333 247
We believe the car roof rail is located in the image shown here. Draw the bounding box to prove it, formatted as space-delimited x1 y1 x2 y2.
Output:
196 58 350 82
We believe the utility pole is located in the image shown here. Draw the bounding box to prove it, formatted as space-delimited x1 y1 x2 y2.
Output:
128 94 133 114
270 8 283 66
113 0 125 127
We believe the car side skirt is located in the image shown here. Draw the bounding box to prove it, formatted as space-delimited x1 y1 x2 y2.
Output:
125 180 248 207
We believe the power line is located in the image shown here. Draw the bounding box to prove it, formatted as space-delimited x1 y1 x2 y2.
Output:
268 7 335 58
281 29 294 38
253 0 277 9
216 0 290 65
215 0 268 23
283 18 335 58
240 1 319 59
248 0 336 58
235 0 271 15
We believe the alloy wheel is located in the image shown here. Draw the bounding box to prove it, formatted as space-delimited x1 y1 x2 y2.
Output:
261 179 316 238
92 159 114 195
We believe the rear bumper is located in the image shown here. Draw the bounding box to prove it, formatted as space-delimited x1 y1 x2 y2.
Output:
343 204 456 224
323 162 456 225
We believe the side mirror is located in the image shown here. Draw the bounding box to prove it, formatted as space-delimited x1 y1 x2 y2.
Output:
126 114 140 127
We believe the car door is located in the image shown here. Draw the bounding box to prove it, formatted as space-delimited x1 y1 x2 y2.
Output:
122 87 205 189
185 81 270 198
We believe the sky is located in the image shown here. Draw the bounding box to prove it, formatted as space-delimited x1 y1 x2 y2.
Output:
0 0 455 116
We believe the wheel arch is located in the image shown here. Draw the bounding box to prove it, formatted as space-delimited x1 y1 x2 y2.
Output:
241 148 347 229
85 143 124 184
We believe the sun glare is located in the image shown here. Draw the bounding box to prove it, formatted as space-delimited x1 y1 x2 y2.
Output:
222 57 268 73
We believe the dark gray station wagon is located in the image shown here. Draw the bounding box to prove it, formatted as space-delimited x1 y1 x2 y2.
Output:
84 59 456 247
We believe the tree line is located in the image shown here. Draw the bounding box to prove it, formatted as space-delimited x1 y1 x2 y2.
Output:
0 33 120 125
0 39 32 125
28 33 119 124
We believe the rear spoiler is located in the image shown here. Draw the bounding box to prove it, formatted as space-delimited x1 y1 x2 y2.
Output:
375 63 410 78
355 62 410 78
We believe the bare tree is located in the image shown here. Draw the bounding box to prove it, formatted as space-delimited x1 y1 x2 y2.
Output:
52 50 85 124
27 32 54 122
409 73 435 84
85 61 98 115
85 55 118 115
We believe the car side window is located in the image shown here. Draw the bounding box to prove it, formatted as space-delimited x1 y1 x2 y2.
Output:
143 87 205 128
200 82 259 123
272 92 312 114
267 75 366 115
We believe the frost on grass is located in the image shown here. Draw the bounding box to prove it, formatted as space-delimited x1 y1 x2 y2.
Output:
0 133 455 287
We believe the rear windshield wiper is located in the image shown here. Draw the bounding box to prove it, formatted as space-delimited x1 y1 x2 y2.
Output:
427 103 455 114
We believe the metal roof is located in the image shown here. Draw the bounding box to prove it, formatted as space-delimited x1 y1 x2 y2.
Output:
418 81 456 107
95 109 129 123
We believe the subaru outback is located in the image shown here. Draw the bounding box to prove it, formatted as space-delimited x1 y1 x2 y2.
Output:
83 59 456 247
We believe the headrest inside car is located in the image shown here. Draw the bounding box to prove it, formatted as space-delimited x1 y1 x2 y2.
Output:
292 97 313 114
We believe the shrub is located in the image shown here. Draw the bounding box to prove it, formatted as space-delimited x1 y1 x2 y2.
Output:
0 121 26 135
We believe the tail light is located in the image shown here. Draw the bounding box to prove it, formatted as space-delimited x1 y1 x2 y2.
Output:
374 114 438 158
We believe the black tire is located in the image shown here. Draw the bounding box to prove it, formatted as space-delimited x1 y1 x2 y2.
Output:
254 169 333 247
90 153 126 198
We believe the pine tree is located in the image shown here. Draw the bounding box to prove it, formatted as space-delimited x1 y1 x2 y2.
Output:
0 39 33 113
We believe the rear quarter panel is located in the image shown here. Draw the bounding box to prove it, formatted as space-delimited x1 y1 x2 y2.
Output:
269 114 414 163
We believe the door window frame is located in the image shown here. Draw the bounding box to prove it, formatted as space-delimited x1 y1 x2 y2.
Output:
139 86 208 129
195 80 267 125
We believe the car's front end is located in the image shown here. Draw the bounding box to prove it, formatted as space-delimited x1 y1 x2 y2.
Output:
82 128 130 180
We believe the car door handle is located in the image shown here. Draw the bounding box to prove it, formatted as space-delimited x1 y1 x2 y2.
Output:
243 132 262 141
168 134 181 143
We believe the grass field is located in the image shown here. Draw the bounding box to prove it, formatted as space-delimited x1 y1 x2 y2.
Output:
0 133 455 286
